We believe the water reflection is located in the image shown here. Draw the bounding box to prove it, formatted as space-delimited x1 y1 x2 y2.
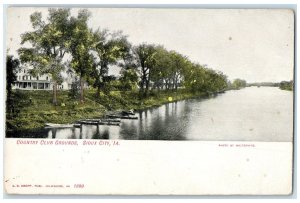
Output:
43 124 122 140
118 101 191 140
7 87 293 141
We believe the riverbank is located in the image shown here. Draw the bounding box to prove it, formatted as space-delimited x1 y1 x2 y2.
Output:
279 80 293 91
6 89 208 132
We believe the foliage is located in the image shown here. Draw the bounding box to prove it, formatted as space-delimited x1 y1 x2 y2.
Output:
279 80 293 91
16 8 233 104
6 89 205 131
68 76 80 99
119 68 139 91
134 43 158 97
6 55 20 115
8 8 249 133
68 9 94 103
91 29 132 97
18 8 72 105
231 78 247 89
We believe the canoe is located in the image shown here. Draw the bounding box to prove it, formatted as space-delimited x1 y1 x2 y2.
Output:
45 123 74 128
81 118 121 123
76 120 120 126
106 115 138 120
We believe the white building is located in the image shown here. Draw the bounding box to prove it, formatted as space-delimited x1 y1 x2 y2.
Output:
13 66 70 90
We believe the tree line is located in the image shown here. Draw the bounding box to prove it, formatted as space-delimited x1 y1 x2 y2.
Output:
9 8 243 105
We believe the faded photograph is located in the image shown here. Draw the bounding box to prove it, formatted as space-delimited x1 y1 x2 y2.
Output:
5 8 294 141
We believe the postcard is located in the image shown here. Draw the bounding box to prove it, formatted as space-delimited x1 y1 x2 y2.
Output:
4 7 294 195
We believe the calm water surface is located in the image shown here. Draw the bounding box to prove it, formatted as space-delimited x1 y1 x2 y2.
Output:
11 87 293 141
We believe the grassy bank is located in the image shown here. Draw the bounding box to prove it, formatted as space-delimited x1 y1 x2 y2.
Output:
279 81 293 91
279 86 293 91
6 89 207 131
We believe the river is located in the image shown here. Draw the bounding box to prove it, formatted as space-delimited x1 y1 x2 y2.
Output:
10 87 294 141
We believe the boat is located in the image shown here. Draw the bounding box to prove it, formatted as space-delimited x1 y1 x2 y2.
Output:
102 118 121 122
106 114 138 120
81 118 121 123
73 124 82 128
121 110 135 116
76 120 120 126
45 123 74 128
76 121 99 125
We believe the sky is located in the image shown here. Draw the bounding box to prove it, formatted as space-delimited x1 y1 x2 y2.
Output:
6 7 294 83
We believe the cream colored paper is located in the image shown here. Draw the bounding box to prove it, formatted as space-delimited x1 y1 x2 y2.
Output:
4 140 293 195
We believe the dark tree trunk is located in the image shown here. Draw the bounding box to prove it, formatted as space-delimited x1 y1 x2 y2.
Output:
80 77 84 104
52 81 57 105
6 87 12 114
145 78 150 97
175 76 178 90
166 79 171 90
96 86 101 98
139 79 145 99
139 70 147 98
6 84 12 106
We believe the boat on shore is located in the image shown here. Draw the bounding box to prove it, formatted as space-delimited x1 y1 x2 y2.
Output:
44 110 136 129
105 109 138 120
106 114 138 120
76 120 120 126
45 123 75 128
80 118 121 123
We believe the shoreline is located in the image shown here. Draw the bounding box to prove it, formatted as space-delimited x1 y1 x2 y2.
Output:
7 86 289 136
6 89 211 134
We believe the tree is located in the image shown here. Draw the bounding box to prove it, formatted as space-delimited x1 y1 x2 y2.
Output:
134 43 158 97
182 63 205 92
150 48 192 91
68 76 80 99
69 9 94 103
6 55 20 114
18 8 71 105
92 29 131 97
150 46 171 90
168 51 188 90
119 68 139 91
279 80 293 91
232 78 247 89
118 39 139 91
182 63 228 93
213 71 228 91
